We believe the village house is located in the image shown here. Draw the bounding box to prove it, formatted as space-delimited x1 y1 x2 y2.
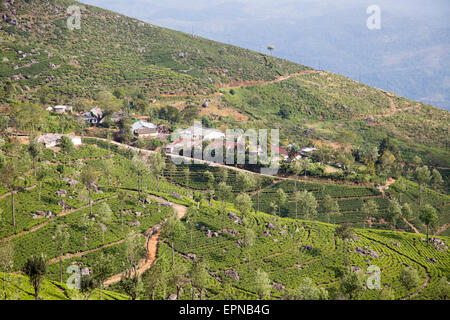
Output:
53 105 73 114
178 125 225 141
164 137 202 155
300 147 317 157
131 120 158 138
37 134 82 148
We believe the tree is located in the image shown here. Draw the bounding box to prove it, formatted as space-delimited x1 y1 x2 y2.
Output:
402 203 413 222
335 225 354 265
162 211 184 269
28 140 43 178
216 182 232 212
36 161 51 202
204 170 215 190
60 135 75 168
297 158 311 177
323 194 340 224
169 263 189 300
53 223 70 283
0 242 14 300
254 175 263 213
146 256 169 300
186 207 197 245
386 198 402 230
435 277 450 300
297 190 317 220
236 172 256 192
23 254 47 300
183 167 190 189
431 169 443 192
119 271 143 300
255 268 271 300
267 45 275 56
243 228 256 272
234 193 253 224
118 190 127 232
124 231 145 276
419 204 438 246
93 253 113 300
396 177 407 203
80 165 97 216
131 154 149 200
415 166 431 206
148 151 166 192
80 210 94 248
339 269 363 300
95 91 121 119
190 259 209 300
219 167 228 183
361 200 377 229
379 150 396 176
399 267 420 292
97 202 113 243
0 162 20 227
193 191 203 209
276 188 287 216
293 277 328 300
102 158 114 186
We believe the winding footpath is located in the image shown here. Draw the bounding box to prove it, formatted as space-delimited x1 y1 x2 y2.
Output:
104 196 187 286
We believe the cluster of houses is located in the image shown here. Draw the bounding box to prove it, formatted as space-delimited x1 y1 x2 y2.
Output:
41 104 317 164
163 124 317 164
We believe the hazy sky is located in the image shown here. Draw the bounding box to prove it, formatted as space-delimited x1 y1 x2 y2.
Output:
80 0 450 109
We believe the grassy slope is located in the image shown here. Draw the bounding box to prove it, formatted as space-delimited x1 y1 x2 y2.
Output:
0 142 449 300
0 272 127 300
219 72 449 167
0 0 303 100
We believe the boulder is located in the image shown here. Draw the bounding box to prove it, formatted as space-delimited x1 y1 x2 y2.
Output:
187 253 197 260
56 189 67 197
267 223 276 230
224 269 240 281
272 282 285 291
263 230 271 237
350 266 362 273
170 192 182 200
168 294 177 300
228 212 240 223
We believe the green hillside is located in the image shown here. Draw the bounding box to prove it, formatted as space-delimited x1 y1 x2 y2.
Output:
0 0 449 301
0 0 303 101
0 139 448 300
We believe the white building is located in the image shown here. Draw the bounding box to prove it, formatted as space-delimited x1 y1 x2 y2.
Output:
37 134 82 148
53 105 73 113
178 125 224 141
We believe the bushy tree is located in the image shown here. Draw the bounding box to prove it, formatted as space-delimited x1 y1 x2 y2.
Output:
23 254 47 300
255 268 271 300
323 194 340 224
339 269 363 300
293 277 328 300
419 204 438 246
399 267 420 292
0 242 14 300
148 150 166 192
53 223 70 283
